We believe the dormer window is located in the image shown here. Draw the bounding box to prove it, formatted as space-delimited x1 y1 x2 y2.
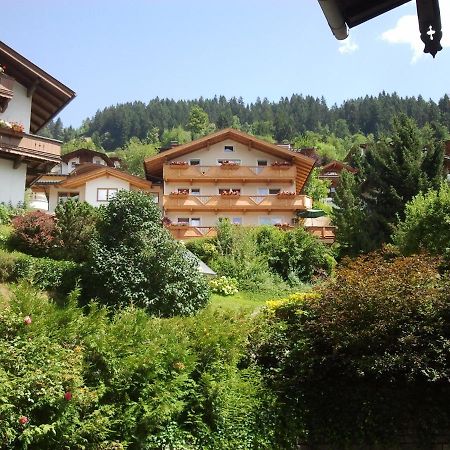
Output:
224 145 234 152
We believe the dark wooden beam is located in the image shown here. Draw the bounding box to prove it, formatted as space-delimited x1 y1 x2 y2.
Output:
13 156 25 169
27 78 40 98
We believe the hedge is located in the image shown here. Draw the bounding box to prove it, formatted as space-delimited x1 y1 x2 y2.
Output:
0 250 81 294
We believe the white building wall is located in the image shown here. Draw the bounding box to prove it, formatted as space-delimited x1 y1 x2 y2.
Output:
85 176 130 207
165 139 295 195
0 158 27 205
0 81 32 133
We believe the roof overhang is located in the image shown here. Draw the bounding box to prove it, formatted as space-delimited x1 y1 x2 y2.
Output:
144 128 316 192
318 0 443 57
59 165 153 190
0 41 76 133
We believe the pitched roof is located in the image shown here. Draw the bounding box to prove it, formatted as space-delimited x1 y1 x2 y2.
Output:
56 164 152 190
61 148 115 166
0 41 75 133
320 160 357 174
144 128 315 192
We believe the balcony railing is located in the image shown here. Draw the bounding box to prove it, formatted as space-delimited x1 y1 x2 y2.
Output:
164 194 312 211
166 224 335 243
163 164 296 182
167 225 218 240
0 128 61 159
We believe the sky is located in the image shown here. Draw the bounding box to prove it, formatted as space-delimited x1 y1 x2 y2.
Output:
2 0 449 128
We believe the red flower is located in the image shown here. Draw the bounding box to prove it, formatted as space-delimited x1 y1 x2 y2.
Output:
64 391 72 401
18 416 28 425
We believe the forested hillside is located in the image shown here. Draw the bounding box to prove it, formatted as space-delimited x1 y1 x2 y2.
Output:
41 92 450 154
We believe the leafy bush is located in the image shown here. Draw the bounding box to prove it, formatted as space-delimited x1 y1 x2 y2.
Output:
209 276 239 296
251 251 450 447
53 199 99 262
0 284 275 448
85 190 209 316
0 250 80 294
256 226 335 283
10 211 58 257
393 182 450 256
185 237 218 265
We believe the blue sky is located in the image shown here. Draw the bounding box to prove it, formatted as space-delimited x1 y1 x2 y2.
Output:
3 0 449 128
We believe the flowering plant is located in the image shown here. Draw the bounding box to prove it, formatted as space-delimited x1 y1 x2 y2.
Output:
271 161 292 167
220 190 240 196
170 189 189 196
0 65 6 75
169 161 188 166
277 191 296 197
0 120 24 133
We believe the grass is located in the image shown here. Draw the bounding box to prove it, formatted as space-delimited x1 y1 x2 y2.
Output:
209 290 274 313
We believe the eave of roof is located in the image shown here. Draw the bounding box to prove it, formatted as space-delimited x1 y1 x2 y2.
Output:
59 165 152 190
144 128 315 192
61 148 114 166
0 41 76 133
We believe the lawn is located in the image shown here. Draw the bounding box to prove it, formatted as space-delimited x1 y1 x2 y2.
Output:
209 290 274 313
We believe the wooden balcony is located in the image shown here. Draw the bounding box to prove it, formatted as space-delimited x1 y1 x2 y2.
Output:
163 164 296 183
305 226 336 244
0 128 61 160
167 225 217 240
164 194 313 212
166 224 335 243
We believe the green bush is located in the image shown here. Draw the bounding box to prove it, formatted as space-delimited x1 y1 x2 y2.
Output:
256 226 335 283
251 251 450 447
209 276 239 296
0 250 80 294
393 182 450 256
85 191 209 316
53 199 99 262
0 284 275 448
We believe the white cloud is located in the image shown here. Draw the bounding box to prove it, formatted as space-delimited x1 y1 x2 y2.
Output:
381 1 450 63
338 36 359 54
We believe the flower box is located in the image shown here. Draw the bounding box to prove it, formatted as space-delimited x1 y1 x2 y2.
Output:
277 191 296 199
271 162 292 169
170 190 189 197
169 161 189 168
220 161 240 170
220 190 240 197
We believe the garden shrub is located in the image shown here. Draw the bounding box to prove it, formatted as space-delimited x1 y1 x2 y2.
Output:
393 182 450 256
85 190 209 316
256 225 335 283
0 284 275 448
53 199 99 262
185 237 218 265
209 276 238 296
0 250 80 294
251 251 450 447
10 211 58 257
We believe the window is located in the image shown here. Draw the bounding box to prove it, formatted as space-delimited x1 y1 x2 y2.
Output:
224 145 234 152
93 157 102 165
177 218 190 225
150 193 159 203
191 218 201 226
257 160 268 166
259 216 282 225
97 188 118 202
190 188 200 196
259 188 280 195
219 188 241 194
232 217 242 225
190 159 200 165
57 192 79 203
177 188 189 194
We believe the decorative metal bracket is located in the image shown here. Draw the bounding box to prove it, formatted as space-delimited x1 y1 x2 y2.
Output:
416 0 443 57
